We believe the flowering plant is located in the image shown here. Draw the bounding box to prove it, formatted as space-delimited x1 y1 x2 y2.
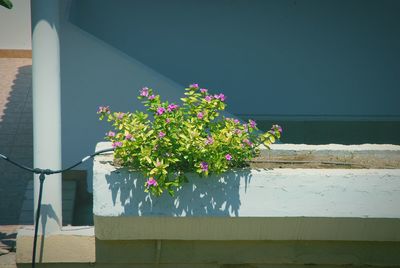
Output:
98 84 282 196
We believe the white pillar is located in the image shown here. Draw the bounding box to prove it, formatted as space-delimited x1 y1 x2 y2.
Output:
31 0 62 233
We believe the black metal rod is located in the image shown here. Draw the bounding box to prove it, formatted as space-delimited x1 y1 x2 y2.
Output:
32 173 45 268
0 147 115 268
49 148 115 174
0 153 35 173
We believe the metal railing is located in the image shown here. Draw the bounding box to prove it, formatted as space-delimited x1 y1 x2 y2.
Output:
0 147 114 268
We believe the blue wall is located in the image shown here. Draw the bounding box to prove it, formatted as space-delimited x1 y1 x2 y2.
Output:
70 0 400 118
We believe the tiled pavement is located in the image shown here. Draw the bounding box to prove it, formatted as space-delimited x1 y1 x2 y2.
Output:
0 58 81 267
0 58 33 225
0 58 32 267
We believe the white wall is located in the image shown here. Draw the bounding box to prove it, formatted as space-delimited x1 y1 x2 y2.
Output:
0 0 31 49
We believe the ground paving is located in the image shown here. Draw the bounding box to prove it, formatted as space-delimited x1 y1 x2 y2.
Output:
0 58 32 267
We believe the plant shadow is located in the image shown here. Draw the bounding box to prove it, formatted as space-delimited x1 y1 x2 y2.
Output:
105 168 252 217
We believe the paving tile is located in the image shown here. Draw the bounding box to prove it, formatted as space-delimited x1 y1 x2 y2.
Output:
11 135 33 147
0 58 33 225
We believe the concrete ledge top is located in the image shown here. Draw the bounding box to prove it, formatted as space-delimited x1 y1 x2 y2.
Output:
269 143 400 151
96 141 400 153
17 226 95 237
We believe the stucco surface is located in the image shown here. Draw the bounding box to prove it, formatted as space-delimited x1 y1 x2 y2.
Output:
94 143 400 218
93 142 400 241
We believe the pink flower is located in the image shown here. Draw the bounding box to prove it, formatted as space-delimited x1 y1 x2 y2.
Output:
112 141 123 148
235 129 242 135
148 94 155 100
243 139 253 146
117 112 125 119
166 118 171 124
158 131 166 138
146 177 158 187
97 106 110 114
200 88 208 94
205 136 214 145
197 112 204 119
272 124 283 133
214 93 226 102
200 161 209 172
140 87 149 97
107 131 115 137
190 83 199 89
249 120 257 128
234 119 240 124
125 133 133 140
156 107 166 115
205 95 213 102
225 154 232 161
167 104 179 112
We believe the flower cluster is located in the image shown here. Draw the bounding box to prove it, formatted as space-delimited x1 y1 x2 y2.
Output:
98 84 282 196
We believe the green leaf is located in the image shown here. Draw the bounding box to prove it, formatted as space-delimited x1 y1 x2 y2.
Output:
0 0 12 9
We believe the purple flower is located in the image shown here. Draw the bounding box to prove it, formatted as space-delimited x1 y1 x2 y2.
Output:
167 104 179 112
125 133 133 140
234 119 240 124
156 107 166 115
200 88 208 94
112 141 123 148
243 124 248 132
235 129 242 135
200 161 209 172
272 124 283 133
205 95 213 102
190 83 199 89
146 177 158 187
225 154 232 161
148 94 155 100
158 131 166 138
204 136 214 145
140 87 149 97
243 139 253 146
107 131 115 137
197 112 204 119
97 106 110 114
117 112 125 119
249 120 257 128
214 93 226 102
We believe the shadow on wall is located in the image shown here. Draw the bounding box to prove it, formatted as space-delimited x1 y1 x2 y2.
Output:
105 168 252 217
0 62 33 224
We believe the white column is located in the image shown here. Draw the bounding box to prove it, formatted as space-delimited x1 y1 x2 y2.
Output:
31 0 62 233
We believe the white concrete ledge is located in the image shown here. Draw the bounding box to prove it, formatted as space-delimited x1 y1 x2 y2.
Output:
93 142 400 241
270 143 400 151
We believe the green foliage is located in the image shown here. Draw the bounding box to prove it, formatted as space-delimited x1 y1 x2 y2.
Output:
98 84 282 196
0 0 13 9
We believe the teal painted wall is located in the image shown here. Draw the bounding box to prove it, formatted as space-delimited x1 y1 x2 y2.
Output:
60 0 400 178
70 0 400 118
